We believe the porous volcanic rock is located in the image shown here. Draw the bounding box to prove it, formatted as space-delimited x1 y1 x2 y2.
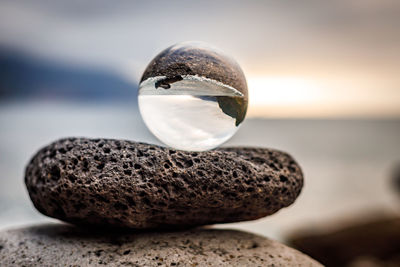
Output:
25 138 303 228
0 223 322 267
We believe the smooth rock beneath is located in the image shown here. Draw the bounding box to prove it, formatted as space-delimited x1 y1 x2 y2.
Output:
0 223 322 267
25 138 303 228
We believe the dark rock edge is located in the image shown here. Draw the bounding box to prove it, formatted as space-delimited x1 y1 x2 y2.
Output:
25 138 303 228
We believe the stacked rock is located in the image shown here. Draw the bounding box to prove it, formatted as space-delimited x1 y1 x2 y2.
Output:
0 138 322 266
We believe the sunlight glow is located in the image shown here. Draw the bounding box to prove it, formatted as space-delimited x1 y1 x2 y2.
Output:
247 76 324 117
248 76 321 106
246 76 400 118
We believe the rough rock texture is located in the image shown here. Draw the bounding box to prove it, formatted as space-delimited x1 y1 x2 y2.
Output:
25 138 303 228
0 223 322 267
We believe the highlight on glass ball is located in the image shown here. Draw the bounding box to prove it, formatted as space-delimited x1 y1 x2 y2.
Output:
138 42 248 151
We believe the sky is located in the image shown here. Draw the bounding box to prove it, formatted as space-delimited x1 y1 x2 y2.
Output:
0 0 399 118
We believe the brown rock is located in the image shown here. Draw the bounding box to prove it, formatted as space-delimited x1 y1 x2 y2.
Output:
140 42 248 99
0 223 322 266
140 42 249 126
392 163 400 197
25 138 303 228
288 216 400 267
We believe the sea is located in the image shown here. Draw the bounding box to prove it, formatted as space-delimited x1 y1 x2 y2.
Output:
1 101 399 241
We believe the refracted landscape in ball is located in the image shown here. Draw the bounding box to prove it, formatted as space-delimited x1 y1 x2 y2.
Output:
138 42 248 151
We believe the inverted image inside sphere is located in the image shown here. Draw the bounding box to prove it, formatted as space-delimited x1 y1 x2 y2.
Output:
138 42 248 151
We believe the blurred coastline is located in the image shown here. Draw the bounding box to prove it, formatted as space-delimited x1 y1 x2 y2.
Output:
0 47 137 102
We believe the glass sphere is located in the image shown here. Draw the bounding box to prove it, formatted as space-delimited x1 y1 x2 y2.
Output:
138 42 248 151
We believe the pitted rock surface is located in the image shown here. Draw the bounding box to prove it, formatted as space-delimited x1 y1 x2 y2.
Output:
25 138 303 228
0 223 322 267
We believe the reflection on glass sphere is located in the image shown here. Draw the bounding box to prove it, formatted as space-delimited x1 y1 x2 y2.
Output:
138 42 248 151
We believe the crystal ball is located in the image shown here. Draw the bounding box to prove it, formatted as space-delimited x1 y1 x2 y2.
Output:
138 42 248 151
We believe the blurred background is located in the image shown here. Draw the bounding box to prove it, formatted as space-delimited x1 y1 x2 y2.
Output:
1 1 399 265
